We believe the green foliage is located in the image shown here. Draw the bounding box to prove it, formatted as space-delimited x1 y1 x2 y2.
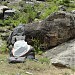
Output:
23 5 37 23
69 2 75 8
2 1 8 6
0 1 7 6
63 72 70 75
40 5 58 19
39 57 50 64
59 0 70 7
0 0 75 27
34 3 45 11
0 42 8 53
0 20 4 26
4 19 11 25
32 38 43 54
46 0 53 2
62 0 70 3
0 18 19 27
19 1 25 7
71 67 75 72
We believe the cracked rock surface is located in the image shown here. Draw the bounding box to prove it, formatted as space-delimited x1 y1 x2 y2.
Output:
44 39 75 68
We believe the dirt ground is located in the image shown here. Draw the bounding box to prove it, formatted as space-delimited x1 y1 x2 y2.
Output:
0 54 75 75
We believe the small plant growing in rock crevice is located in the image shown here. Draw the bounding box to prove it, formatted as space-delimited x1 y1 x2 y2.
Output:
31 38 43 55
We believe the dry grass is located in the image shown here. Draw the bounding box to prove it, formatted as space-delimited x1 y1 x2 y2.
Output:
0 54 74 75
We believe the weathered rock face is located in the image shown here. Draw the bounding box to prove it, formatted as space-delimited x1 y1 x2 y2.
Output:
44 39 75 68
7 24 25 45
7 11 75 49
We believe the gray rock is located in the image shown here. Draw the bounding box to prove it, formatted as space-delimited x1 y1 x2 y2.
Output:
44 39 75 68
1 33 9 40
58 5 66 11
0 6 8 19
0 5 16 19
0 10 3 19
7 11 75 49
51 49 75 68
11 35 26 45
0 6 8 10
7 24 26 45
71 10 75 14
4 9 16 19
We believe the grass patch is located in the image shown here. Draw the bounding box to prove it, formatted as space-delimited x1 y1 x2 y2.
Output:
0 41 8 53
0 54 74 75
38 57 50 64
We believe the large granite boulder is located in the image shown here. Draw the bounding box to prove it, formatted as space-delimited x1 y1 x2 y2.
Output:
7 11 75 49
44 39 75 68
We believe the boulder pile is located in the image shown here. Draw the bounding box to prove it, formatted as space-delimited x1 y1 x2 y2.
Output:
7 10 75 68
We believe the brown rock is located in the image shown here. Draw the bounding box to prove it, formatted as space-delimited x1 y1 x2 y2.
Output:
8 11 75 50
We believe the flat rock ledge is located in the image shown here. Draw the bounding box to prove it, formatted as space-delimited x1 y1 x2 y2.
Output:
44 39 75 68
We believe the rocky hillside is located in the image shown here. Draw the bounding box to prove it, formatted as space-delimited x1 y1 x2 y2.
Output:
6 10 75 68
0 0 75 69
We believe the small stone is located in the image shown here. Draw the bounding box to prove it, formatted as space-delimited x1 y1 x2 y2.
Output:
26 71 33 75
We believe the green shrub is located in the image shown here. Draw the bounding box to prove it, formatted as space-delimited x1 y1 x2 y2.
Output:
4 19 11 25
18 13 29 24
40 5 58 19
46 0 53 2
0 20 4 26
0 42 8 53
31 38 43 54
63 72 70 75
0 0 74 27
59 0 70 7
2 1 8 6
19 1 25 7
39 57 50 64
